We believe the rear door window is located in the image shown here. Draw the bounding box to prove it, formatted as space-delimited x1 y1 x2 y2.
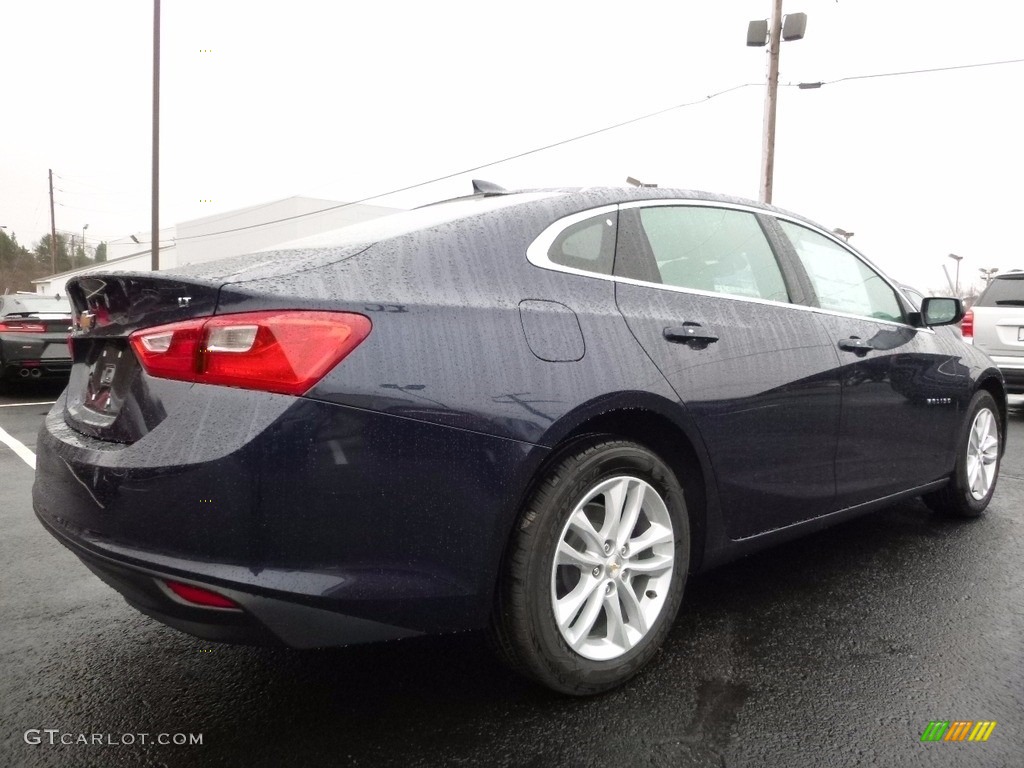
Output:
636 206 790 302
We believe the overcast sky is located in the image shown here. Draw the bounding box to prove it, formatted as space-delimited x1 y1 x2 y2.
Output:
3 0 1022 293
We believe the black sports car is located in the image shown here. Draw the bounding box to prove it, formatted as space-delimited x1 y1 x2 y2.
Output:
33 186 1005 694
0 293 73 385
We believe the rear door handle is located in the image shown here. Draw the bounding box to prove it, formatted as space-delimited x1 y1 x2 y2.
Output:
838 336 872 356
663 324 719 349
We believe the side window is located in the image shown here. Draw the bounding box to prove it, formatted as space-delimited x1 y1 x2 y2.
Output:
547 213 617 275
779 221 904 322
637 206 789 302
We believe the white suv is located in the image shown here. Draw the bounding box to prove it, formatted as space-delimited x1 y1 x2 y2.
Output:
962 271 1024 393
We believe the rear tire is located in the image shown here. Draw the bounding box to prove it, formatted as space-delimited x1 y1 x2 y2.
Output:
923 390 1001 518
490 439 689 695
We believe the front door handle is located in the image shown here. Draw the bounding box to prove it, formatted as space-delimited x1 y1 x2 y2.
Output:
664 324 719 350
838 336 872 356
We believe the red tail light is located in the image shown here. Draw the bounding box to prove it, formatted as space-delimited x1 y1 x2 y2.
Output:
960 308 974 341
164 580 240 610
0 320 47 333
129 310 371 395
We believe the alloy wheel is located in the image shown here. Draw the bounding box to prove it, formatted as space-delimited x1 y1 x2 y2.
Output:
550 475 675 661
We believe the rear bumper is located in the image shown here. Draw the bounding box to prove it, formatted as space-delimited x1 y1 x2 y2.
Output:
1 335 71 380
38 512 418 647
33 387 544 646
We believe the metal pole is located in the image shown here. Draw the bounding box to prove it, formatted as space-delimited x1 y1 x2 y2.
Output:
49 168 58 273
151 0 161 271
760 0 783 204
0 225 7 292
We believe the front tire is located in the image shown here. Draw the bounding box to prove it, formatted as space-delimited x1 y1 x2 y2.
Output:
923 390 1001 517
491 440 690 695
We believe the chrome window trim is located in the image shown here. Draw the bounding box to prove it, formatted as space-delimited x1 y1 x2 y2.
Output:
526 204 620 278
525 198 934 333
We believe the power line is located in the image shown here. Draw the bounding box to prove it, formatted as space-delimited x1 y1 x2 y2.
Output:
786 56 1024 89
56 56 1024 248
174 82 762 242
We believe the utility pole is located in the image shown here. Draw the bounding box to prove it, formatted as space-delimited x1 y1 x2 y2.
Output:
151 0 161 271
0 225 7 293
48 168 58 274
760 0 783 204
748 3 807 205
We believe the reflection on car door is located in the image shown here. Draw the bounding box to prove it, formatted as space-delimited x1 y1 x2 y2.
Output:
776 221 969 508
613 204 842 539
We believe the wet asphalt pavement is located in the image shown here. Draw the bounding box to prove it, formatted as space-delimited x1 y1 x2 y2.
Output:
1 381 1021 767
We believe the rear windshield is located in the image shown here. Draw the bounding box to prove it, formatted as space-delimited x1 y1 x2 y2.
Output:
976 274 1024 306
269 192 560 251
0 294 72 317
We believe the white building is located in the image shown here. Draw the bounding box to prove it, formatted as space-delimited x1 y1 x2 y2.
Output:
34 196 397 296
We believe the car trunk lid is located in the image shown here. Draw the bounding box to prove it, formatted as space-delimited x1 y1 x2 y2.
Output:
64 273 223 443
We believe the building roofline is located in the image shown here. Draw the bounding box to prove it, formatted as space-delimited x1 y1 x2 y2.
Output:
32 244 175 283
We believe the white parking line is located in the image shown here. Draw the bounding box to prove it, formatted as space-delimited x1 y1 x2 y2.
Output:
0 425 36 469
0 401 57 408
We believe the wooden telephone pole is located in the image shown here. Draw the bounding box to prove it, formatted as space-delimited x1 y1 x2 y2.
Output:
151 0 161 271
48 168 58 274
760 0 784 204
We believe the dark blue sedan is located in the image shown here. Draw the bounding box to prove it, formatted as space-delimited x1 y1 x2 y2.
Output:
33 186 1005 694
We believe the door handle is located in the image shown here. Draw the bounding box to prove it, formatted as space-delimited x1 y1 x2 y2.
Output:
663 324 719 349
838 336 872 356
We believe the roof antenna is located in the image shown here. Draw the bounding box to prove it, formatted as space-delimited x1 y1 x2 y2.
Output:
471 179 507 195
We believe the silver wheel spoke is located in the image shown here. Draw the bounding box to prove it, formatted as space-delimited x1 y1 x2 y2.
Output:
604 589 630 650
626 552 674 576
568 512 603 553
616 581 648 635
629 523 673 554
555 575 602 631
600 478 629 540
568 585 607 649
615 482 644 548
556 539 603 569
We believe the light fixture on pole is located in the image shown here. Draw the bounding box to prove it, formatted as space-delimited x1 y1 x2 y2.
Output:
747 2 808 205
947 253 963 295
626 176 658 188
979 267 999 286
833 228 855 242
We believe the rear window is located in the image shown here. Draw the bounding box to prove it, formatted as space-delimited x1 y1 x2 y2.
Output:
547 212 617 275
270 192 561 251
0 295 72 317
976 274 1024 306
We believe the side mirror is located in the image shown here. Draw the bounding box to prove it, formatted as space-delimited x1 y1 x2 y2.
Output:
920 297 963 327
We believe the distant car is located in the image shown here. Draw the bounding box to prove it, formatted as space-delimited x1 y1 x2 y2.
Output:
33 186 1006 695
962 270 1024 393
0 293 73 385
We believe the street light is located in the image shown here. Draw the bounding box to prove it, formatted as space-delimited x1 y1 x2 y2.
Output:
948 253 963 295
979 267 999 286
833 228 855 242
82 223 89 261
747 2 808 204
